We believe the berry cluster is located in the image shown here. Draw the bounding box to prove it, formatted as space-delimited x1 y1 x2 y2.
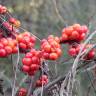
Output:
18 88 27 96
68 44 95 59
36 75 48 87
16 32 36 52
0 37 18 57
0 5 96 95
41 35 62 60
60 24 88 43
9 17 21 28
0 5 7 14
1 21 16 32
22 49 41 76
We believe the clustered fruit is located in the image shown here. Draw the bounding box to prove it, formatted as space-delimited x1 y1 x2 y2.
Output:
9 17 21 28
18 88 27 96
0 4 96 96
0 37 18 57
36 75 48 87
0 5 7 14
16 32 36 52
41 35 62 60
68 44 95 59
22 49 41 76
60 24 88 43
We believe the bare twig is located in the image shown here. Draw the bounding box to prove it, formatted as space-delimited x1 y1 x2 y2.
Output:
41 64 44 96
27 76 34 96
12 44 20 96
52 0 67 24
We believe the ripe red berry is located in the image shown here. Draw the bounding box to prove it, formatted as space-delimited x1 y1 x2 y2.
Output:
0 49 7 57
54 37 60 43
24 36 30 43
56 48 62 56
9 17 16 24
19 43 27 49
87 51 95 59
22 65 30 72
30 36 36 43
36 75 48 87
31 56 40 64
73 24 81 31
25 52 33 58
18 88 27 96
12 47 18 54
49 53 58 60
64 26 73 36
22 57 32 66
61 33 68 41
23 32 31 37
30 64 39 71
43 52 49 59
79 33 86 41
68 48 76 56
0 43 4 49
5 46 12 54
43 44 51 53
1 38 8 46
71 31 79 40
81 25 88 33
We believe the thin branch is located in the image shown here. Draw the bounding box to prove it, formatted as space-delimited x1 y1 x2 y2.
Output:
52 0 67 24
12 44 20 96
86 70 96 94
41 64 44 96
27 76 34 96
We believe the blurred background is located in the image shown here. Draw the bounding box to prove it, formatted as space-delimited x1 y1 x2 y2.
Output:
0 0 96 96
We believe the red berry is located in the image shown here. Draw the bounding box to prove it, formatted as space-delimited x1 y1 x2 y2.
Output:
27 42 34 48
56 48 62 56
0 49 6 57
19 43 27 49
24 36 30 43
1 38 8 46
41 75 48 81
12 47 18 54
43 52 49 59
71 31 79 40
79 33 86 40
22 65 30 72
61 33 68 41
0 43 4 49
22 57 32 66
5 46 12 54
28 71 35 76
23 32 31 37
49 53 58 60
25 52 33 58
64 27 73 36
31 56 40 64
73 24 81 31
69 48 76 56
30 64 39 71
19 88 27 94
30 36 36 43
54 37 60 43
81 25 88 33
43 44 51 53
87 51 95 59
9 17 16 24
